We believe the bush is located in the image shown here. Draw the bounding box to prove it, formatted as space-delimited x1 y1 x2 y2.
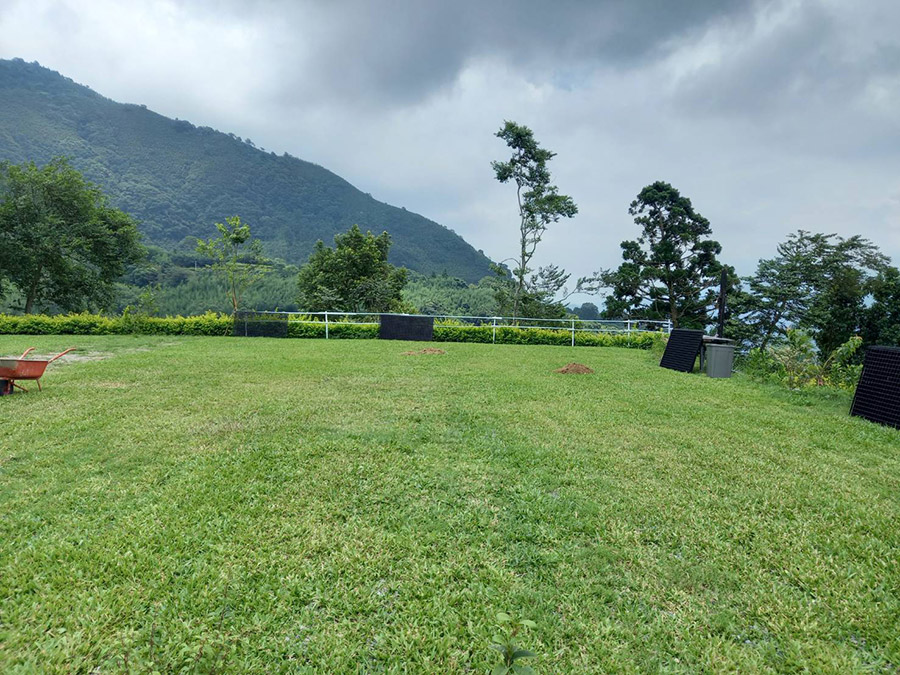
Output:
0 312 232 336
433 324 663 350
737 330 863 390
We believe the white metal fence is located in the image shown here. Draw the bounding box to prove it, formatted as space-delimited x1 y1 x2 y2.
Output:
240 311 672 345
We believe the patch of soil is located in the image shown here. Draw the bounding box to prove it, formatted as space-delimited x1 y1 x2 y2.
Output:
555 362 594 374
402 348 447 355
0 351 111 364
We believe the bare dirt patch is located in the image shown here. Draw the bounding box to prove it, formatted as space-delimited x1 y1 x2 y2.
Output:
402 348 447 356
92 382 132 389
555 362 594 374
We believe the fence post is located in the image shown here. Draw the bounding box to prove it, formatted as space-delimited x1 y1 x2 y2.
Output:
627 319 632 335
666 319 672 334
492 317 497 344
325 311 329 340
571 319 575 347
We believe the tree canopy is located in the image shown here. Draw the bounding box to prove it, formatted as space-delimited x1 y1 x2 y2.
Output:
602 181 722 328
0 157 143 313
296 225 408 312
732 230 889 352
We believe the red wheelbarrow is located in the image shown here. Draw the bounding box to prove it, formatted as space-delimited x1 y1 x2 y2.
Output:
0 347 76 394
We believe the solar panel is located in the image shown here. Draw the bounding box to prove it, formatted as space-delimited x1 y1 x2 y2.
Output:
233 312 289 337
850 346 900 429
659 328 704 373
379 314 434 341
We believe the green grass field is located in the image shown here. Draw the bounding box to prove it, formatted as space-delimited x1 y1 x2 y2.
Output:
0 336 897 673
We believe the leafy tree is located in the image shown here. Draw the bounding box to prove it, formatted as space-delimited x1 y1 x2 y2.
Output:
0 157 143 313
861 266 900 347
571 302 600 321
492 121 579 318
196 215 269 314
296 224 408 312
489 263 572 319
737 231 887 352
602 181 722 328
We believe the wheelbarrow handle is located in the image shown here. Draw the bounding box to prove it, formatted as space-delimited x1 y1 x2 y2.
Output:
48 347 77 363
20 347 36 358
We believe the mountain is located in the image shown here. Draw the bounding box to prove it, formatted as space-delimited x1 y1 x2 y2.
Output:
0 58 493 282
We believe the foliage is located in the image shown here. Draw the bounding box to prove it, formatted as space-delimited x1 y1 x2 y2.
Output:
492 121 591 318
402 272 499 316
296 225 408 312
0 58 493 281
570 302 600 321
734 231 888 352
742 330 864 390
195 215 269 314
0 311 232 336
1 335 897 672
0 157 144 314
491 613 537 675
602 181 722 328
861 265 900 347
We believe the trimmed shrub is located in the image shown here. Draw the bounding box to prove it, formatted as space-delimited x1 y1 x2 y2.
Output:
0 312 232 336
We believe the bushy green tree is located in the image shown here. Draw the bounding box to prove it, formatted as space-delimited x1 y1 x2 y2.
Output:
861 265 900 346
296 224 407 312
0 157 143 313
196 215 269 314
602 181 722 328
571 302 600 321
736 231 887 352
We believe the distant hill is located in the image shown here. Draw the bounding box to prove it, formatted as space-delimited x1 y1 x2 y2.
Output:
0 58 493 282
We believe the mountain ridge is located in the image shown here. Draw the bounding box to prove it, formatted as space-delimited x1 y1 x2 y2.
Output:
0 58 493 282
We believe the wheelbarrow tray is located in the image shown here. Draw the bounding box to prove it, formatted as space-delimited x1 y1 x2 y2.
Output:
0 358 51 380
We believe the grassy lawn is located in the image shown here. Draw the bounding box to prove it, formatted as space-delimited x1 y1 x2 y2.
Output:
0 335 897 673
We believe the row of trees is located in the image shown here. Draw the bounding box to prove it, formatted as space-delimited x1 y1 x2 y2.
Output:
2 148 897 358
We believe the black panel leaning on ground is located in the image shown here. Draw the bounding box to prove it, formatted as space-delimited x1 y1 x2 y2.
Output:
379 315 434 342
850 346 900 429
233 311 289 338
659 329 705 373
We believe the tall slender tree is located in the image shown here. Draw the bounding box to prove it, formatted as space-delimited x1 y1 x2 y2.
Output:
492 121 578 318
196 215 269 314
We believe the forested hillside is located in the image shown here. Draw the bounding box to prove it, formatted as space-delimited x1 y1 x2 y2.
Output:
0 58 492 281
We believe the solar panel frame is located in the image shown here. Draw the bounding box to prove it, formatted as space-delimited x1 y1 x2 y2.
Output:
379 314 434 341
659 328 704 373
850 346 900 429
233 311 289 337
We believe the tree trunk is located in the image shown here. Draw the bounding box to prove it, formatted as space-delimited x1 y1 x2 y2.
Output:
24 265 42 314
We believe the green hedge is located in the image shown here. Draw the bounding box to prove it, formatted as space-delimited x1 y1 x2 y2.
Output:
433 325 661 349
0 313 664 349
0 312 232 336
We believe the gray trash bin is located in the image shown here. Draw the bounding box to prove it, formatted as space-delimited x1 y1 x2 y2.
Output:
705 343 734 378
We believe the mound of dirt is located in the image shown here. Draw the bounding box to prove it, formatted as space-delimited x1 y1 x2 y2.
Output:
402 348 447 355
555 362 594 374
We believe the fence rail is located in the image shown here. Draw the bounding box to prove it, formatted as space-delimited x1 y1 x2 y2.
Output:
236 310 671 344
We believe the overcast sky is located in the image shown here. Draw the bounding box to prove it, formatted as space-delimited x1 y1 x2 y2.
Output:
1 0 898 294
